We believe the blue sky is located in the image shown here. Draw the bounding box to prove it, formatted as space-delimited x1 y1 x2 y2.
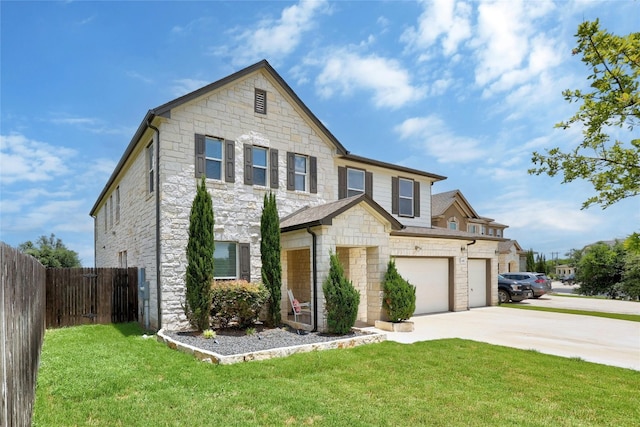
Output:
1 0 638 266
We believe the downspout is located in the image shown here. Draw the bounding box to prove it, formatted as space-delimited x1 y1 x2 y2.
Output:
306 227 318 332
465 239 477 310
147 119 162 330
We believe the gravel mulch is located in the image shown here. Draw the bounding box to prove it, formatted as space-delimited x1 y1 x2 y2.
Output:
162 325 372 356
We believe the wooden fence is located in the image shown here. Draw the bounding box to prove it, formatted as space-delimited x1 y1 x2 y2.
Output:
1 241 47 427
46 267 138 328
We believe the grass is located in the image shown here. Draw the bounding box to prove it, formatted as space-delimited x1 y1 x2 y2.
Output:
34 323 639 426
501 303 640 322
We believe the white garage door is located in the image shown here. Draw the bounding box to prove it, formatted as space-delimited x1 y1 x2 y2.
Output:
394 258 449 315
468 259 487 308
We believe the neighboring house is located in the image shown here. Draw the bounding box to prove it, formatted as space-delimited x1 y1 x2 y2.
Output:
90 60 504 332
555 264 576 277
498 240 528 273
431 190 525 273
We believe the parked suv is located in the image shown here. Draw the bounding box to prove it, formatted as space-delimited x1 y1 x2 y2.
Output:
500 272 550 298
498 275 533 303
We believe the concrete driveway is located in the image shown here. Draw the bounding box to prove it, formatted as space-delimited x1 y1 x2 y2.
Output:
372 295 640 371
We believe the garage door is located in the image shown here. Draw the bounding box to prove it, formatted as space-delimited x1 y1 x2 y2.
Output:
468 259 488 308
394 258 449 315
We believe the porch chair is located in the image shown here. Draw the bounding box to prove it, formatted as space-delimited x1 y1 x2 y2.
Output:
287 289 311 323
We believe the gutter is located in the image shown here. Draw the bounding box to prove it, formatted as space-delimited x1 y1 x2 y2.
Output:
147 118 162 331
306 227 318 332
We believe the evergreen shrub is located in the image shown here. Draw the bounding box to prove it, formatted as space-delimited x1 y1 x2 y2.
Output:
382 259 416 322
323 253 360 334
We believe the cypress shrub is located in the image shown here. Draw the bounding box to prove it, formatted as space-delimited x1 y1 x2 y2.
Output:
184 176 215 331
382 259 416 322
261 192 282 326
323 253 360 334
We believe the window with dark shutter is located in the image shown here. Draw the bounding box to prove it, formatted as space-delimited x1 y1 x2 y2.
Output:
338 166 347 199
310 156 317 194
244 144 253 185
255 89 267 114
365 171 373 198
287 152 296 191
391 177 399 214
413 181 420 218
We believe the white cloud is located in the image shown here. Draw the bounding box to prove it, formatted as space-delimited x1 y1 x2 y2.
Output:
401 0 472 57
0 133 76 184
313 51 424 109
395 115 485 163
218 0 330 66
171 78 210 97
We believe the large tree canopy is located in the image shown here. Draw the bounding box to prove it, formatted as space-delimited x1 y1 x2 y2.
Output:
19 234 81 268
530 19 639 209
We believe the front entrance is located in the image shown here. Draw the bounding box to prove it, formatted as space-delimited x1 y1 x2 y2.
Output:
468 259 489 308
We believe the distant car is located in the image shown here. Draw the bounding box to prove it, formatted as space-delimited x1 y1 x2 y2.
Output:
561 273 576 284
500 272 549 298
498 274 533 303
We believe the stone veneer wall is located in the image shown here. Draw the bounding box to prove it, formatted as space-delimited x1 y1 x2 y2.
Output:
155 70 338 329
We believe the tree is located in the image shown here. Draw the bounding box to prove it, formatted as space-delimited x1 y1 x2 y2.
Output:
576 241 625 297
18 234 81 268
260 192 282 326
529 20 640 209
184 176 215 331
323 252 360 334
535 253 547 274
526 249 536 272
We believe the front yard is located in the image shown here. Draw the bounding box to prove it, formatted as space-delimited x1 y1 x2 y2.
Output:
34 323 639 426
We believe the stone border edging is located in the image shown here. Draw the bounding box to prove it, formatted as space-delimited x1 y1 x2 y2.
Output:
157 328 387 365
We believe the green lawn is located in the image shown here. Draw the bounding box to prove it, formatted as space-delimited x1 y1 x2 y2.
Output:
501 303 640 322
34 323 639 427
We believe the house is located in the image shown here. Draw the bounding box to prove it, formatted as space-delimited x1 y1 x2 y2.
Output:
90 60 505 332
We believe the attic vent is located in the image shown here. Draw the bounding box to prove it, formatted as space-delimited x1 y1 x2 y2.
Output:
254 88 267 114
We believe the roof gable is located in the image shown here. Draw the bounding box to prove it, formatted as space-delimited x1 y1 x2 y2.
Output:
431 189 481 219
280 194 403 232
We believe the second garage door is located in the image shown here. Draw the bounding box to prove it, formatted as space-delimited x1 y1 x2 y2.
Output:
394 257 450 315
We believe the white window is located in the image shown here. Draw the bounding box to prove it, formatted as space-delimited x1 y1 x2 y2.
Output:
496 229 502 237
147 142 154 193
448 217 458 230
252 146 268 186
398 178 414 217
109 195 113 229
347 168 365 197
294 154 307 191
468 224 479 233
205 137 223 180
214 242 238 279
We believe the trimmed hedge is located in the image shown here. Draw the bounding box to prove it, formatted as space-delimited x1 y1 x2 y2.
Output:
382 259 416 322
323 253 360 334
210 280 270 328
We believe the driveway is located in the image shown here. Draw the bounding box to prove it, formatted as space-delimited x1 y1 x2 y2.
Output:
371 296 640 371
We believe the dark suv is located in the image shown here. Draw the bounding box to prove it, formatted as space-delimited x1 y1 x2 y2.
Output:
498 274 533 303
500 272 550 298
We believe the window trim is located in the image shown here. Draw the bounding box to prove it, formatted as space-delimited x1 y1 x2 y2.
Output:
448 217 458 230
294 154 307 191
252 146 268 187
205 136 223 181
347 167 366 197
147 142 154 193
398 177 414 217
115 186 120 224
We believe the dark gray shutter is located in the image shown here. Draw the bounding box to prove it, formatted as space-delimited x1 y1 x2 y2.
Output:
225 140 235 182
391 177 399 214
365 171 373 198
338 166 347 199
195 134 205 178
286 152 295 190
414 181 420 218
310 156 317 194
270 149 279 189
239 243 250 282
244 144 253 185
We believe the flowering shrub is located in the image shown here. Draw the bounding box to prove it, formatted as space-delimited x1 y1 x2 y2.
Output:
210 280 270 328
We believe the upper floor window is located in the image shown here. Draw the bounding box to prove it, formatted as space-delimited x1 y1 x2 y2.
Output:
391 176 420 218
115 186 120 223
244 144 278 188
496 229 502 237
398 178 414 217
255 89 267 114
448 217 458 230
205 137 223 180
347 168 365 197
252 146 268 186
147 142 154 193
489 228 495 236
287 152 317 193
195 134 235 182
468 224 479 234
109 195 113 229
